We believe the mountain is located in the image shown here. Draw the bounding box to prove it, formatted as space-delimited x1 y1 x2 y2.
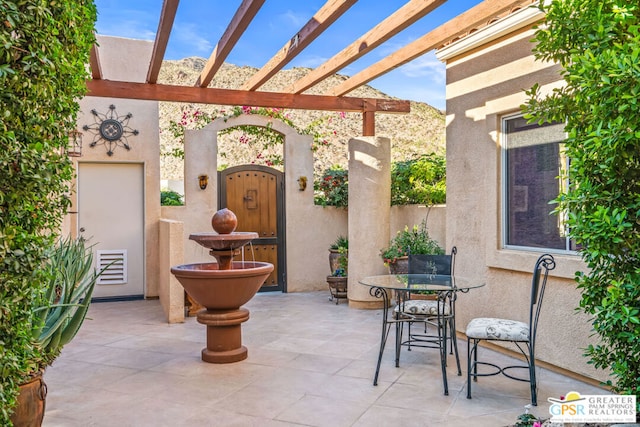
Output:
157 58 445 180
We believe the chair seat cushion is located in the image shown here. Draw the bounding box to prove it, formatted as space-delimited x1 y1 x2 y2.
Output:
394 299 450 316
466 317 529 341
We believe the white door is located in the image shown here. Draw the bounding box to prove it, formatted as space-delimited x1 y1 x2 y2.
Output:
78 163 145 299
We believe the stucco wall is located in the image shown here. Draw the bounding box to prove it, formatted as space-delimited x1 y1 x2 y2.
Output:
67 36 161 298
166 115 445 295
440 18 602 381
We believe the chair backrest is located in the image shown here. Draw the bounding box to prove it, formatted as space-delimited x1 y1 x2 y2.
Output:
529 253 556 347
408 246 457 276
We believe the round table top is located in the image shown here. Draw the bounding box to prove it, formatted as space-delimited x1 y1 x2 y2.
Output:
358 274 484 292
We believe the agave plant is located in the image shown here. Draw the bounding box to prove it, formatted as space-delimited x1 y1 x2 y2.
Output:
31 236 103 367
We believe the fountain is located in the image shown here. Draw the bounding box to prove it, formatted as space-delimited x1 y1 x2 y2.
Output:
171 208 274 363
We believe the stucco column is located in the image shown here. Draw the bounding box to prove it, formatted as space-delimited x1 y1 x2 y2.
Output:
184 127 218 263
348 136 391 309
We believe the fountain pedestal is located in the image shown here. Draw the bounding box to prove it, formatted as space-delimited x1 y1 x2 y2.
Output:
171 208 274 364
198 308 250 363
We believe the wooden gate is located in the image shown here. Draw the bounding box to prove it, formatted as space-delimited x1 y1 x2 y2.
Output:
219 165 285 292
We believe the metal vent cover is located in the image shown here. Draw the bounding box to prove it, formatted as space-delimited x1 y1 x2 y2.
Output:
96 249 128 285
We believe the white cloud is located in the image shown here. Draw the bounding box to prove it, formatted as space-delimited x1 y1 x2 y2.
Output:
172 23 214 56
292 54 330 69
276 10 308 29
398 52 445 83
95 6 157 40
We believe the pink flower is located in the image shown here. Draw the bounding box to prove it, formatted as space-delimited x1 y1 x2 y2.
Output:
533 422 541 427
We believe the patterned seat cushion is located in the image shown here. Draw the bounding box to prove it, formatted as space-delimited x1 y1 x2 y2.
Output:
394 299 450 316
465 317 529 341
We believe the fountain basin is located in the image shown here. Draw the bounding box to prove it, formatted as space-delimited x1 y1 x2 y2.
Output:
189 232 259 251
171 261 273 310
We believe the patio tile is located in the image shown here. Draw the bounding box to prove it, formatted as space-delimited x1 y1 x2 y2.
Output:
353 405 448 427
42 293 607 426
275 394 370 427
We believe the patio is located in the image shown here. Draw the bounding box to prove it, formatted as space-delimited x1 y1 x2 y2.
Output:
42 291 605 426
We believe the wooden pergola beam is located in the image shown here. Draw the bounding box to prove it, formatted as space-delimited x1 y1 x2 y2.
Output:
86 79 410 114
195 0 266 88
241 0 357 91
327 0 531 96
147 0 180 84
283 0 448 94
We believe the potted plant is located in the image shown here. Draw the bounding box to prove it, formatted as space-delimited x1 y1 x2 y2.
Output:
328 235 348 274
380 220 443 274
10 236 103 426
327 236 348 304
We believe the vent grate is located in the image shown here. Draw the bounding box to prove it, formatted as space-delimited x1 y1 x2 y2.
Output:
96 249 128 285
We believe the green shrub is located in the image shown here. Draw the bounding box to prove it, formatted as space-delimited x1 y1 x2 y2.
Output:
0 2 96 423
161 189 184 206
525 0 640 405
329 235 348 251
391 153 446 206
313 153 446 208
380 220 443 265
314 166 348 208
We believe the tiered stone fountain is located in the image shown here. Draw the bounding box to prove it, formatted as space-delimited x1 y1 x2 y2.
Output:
171 208 273 363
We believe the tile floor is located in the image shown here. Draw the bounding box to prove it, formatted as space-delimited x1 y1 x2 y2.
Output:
43 291 606 426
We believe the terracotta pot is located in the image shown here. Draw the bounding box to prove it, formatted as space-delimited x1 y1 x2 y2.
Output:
410 292 438 300
388 256 409 274
10 370 47 427
326 275 348 304
328 249 340 274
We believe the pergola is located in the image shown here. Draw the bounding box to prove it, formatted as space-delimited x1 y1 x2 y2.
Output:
86 0 532 135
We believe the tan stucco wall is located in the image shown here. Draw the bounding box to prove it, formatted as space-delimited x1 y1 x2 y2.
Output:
441 23 602 381
67 36 161 298
347 137 392 308
158 219 184 322
162 117 445 310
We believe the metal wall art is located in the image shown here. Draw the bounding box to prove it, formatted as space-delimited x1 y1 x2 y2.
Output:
83 104 139 156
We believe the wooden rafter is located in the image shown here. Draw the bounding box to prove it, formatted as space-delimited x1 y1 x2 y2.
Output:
327 0 531 97
89 43 102 80
283 0 448 95
88 0 538 133
241 0 357 91
86 79 410 114
147 0 180 84
195 0 266 88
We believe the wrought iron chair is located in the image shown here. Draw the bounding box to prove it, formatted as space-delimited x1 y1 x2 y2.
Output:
465 253 556 406
393 247 460 394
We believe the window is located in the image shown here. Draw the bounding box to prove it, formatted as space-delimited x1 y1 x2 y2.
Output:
502 114 572 251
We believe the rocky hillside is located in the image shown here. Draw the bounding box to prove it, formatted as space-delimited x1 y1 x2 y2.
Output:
157 58 445 180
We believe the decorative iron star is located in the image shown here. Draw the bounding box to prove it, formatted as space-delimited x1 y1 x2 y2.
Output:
83 104 139 156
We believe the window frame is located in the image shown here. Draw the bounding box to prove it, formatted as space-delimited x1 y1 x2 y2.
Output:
500 112 574 254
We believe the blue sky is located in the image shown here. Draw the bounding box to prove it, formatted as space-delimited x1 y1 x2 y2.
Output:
95 0 484 109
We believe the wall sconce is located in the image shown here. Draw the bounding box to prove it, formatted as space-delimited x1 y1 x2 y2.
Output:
198 174 209 190
66 130 83 157
297 176 307 191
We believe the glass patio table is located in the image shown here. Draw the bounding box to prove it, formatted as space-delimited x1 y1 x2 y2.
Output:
359 274 484 394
